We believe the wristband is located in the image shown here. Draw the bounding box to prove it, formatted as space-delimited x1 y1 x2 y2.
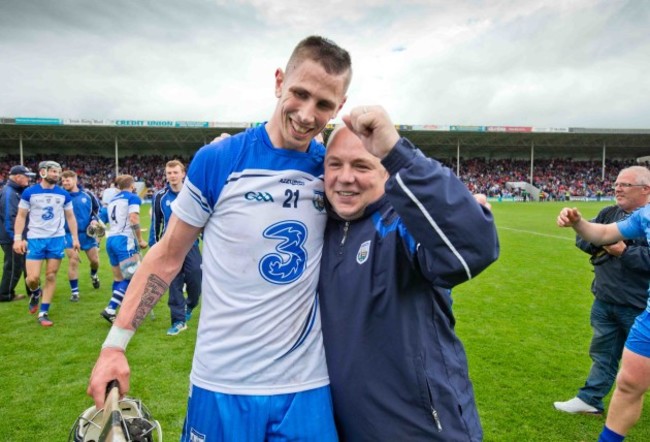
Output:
13 234 22 241
102 325 135 351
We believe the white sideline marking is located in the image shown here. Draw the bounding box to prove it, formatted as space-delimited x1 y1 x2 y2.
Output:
499 226 575 241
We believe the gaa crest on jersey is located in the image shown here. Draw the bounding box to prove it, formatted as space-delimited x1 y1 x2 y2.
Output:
81 197 87 203
165 200 171 207
357 240 371 264
190 428 206 442
312 190 325 212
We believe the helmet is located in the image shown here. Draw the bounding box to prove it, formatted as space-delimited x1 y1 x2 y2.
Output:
86 222 106 238
69 397 162 442
38 160 62 171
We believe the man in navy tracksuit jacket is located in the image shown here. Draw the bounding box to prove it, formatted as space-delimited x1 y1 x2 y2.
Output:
0 165 35 301
319 106 499 441
149 160 202 335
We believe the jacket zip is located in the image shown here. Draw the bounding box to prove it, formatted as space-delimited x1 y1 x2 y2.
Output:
337 221 350 255
425 373 443 432
431 407 443 432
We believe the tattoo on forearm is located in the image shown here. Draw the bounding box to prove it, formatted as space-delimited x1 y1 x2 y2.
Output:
132 274 168 329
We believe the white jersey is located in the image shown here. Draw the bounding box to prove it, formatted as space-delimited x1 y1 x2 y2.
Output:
107 191 141 239
19 183 72 239
102 186 119 207
172 124 328 395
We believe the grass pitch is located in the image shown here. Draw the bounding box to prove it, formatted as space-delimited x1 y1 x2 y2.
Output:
1 201 650 441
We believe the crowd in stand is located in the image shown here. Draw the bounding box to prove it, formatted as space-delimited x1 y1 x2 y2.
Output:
0 154 191 198
0 154 643 201
444 157 641 200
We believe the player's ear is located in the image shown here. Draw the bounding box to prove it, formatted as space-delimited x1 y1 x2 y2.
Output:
274 68 284 98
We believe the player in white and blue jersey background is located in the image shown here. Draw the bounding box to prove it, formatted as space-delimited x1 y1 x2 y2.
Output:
12 160 80 327
100 174 148 324
61 170 102 302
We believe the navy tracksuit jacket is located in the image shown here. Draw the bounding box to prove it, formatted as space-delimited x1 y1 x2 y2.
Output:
319 138 499 441
150 184 202 324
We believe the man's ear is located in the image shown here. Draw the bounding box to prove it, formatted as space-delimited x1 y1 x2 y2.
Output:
274 68 284 98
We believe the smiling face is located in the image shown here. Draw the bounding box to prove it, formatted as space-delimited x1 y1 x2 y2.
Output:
61 175 78 192
325 127 388 221
267 59 348 152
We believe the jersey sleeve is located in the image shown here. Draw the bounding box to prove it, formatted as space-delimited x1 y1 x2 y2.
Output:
127 194 142 214
172 143 223 228
617 209 646 240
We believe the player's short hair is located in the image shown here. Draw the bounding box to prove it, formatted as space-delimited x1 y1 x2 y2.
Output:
61 170 77 179
286 36 352 91
115 174 135 190
165 159 185 172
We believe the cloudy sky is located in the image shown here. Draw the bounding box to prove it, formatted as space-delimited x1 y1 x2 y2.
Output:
1 0 648 129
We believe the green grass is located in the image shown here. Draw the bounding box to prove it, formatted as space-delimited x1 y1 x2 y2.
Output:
1 202 650 441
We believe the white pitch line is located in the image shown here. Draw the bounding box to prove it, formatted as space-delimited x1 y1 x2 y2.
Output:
499 226 575 241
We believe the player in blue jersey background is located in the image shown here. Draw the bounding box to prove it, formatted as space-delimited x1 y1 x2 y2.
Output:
89 35 352 441
13 160 80 327
61 170 102 302
149 160 202 336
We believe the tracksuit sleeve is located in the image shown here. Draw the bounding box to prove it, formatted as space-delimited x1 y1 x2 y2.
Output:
619 242 650 275
382 137 499 288
148 192 162 247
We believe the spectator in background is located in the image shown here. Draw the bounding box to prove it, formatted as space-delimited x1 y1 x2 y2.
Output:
61 170 102 302
0 165 35 302
149 160 202 336
13 161 79 326
555 166 650 415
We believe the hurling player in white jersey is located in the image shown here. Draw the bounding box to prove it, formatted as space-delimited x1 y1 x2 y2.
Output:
100 175 148 324
89 35 352 441
13 161 80 327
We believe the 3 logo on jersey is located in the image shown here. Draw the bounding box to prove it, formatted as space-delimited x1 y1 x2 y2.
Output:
259 220 307 285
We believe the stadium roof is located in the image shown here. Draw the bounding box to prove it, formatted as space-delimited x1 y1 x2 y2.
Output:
2 117 650 161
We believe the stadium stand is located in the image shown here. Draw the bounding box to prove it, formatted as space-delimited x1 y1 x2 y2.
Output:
2 118 650 201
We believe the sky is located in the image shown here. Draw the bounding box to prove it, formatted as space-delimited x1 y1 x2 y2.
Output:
1 0 648 129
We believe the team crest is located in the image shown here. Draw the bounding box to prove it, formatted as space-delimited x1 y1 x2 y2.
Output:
165 200 171 206
312 190 325 212
189 428 206 442
356 240 371 264
81 197 87 203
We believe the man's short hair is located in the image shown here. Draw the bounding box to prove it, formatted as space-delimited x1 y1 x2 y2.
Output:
166 160 185 172
61 170 77 179
286 36 352 91
115 174 135 190
621 166 650 186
